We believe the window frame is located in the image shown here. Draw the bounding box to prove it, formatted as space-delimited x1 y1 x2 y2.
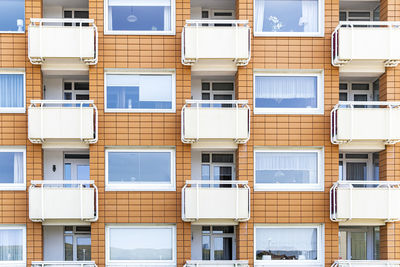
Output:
104 70 176 113
253 70 324 115
253 0 324 37
0 147 26 191
0 225 26 265
105 224 177 265
254 147 324 191
0 0 25 34
104 0 176 35
105 148 176 191
0 71 26 113
254 224 324 266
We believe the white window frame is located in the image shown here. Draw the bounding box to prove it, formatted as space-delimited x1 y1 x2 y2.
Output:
0 71 26 113
254 224 324 266
105 224 177 265
104 70 176 113
339 81 374 102
254 147 324 191
104 0 176 35
253 0 325 37
0 225 26 266
253 70 324 115
0 147 26 191
105 148 176 191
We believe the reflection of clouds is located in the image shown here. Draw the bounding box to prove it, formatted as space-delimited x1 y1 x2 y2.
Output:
268 16 283 32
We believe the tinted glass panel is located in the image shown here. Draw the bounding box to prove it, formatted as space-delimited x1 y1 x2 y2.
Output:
0 152 24 184
212 83 234 91
75 82 89 90
0 0 24 32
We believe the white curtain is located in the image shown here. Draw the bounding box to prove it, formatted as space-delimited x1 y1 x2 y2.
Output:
255 76 316 99
0 229 23 261
254 0 265 32
0 74 24 108
298 0 318 32
13 152 23 184
164 6 171 31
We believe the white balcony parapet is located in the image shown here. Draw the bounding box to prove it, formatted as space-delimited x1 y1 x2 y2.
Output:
184 260 249 267
181 100 250 145
28 18 98 65
182 180 250 222
331 21 400 68
332 260 400 267
32 261 97 267
181 20 251 66
29 180 98 222
28 100 98 146
330 181 400 224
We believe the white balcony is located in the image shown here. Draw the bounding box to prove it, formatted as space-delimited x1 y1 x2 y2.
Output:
182 180 250 223
28 18 97 67
184 260 249 267
330 181 400 225
182 20 250 72
181 100 250 148
332 260 400 267
332 22 400 76
28 100 98 148
331 101 400 151
32 262 97 267
29 180 98 223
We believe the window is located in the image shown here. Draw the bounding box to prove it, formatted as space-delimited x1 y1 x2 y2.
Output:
201 226 235 261
63 81 90 101
0 148 26 190
255 225 323 265
339 226 379 260
254 71 323 114
0 0 24 33
64 226 91 261
105 72 175 112
0 226 26 264
254 0 324 36
201 82 234 101
106 225 176 265
106 148 175 191
0 72 25 113
254 147 324 191
105 0 175 35
201 153 235 188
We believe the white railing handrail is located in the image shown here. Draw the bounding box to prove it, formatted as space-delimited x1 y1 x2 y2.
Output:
333 180 400 186
184 260 249 267
185 180 248 185
30 18 95 25
333 101 400 109
30 99 95 105
31 261 97 267
185 19 249 26
31 180 95 185
185 99 248 105
332 260 400 267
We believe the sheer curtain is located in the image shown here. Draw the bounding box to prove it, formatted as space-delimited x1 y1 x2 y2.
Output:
164 6 171 31
0 229 22 261
13 152 23 184
298 0 318 32
0 74 24 108
254 0 265 32
255 76 316 99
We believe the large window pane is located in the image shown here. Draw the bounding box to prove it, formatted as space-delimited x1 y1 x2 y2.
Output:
254 0 319 34
106 74 173 111
0 152 24 184
0 74 24 109
255 76 318 109
0 229 23 261
256 227 318 261
107 0 172 33
109 227 173 261
0 0 24 32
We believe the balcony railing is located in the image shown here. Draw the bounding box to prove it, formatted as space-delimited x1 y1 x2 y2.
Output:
184 260 249 267
29 180 98 222
331 101 400 150
28 18 98 65
332 21 400 68
181 20 251 66
332 260 400 267
32 262 97 267
182 180 250 222
330 181 400 223
181 100 250 145
28 100 98 145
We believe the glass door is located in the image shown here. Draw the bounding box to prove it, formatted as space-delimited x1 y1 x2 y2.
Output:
64 226 91 261
64 154 90 185
201 226 235 261
201 153 235 188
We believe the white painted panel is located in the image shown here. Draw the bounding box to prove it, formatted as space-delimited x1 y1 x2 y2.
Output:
43 77 63 100
43 6 63 18
191 225 202 260
191 150 202 181
43 150 64 180
43 226 64 261
333 260 400 267
191 77 202 100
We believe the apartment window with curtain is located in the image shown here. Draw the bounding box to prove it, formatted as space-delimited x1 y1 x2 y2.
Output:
0 0 24 33
254 147 324 191
0 226 26 264
106 225 176 265
105 148 176 190
255 225 323 265
0 148 26 190
0 72 25 113
105 72 175 112
254 0 324 36
105 0 175 35
254 71 323 114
